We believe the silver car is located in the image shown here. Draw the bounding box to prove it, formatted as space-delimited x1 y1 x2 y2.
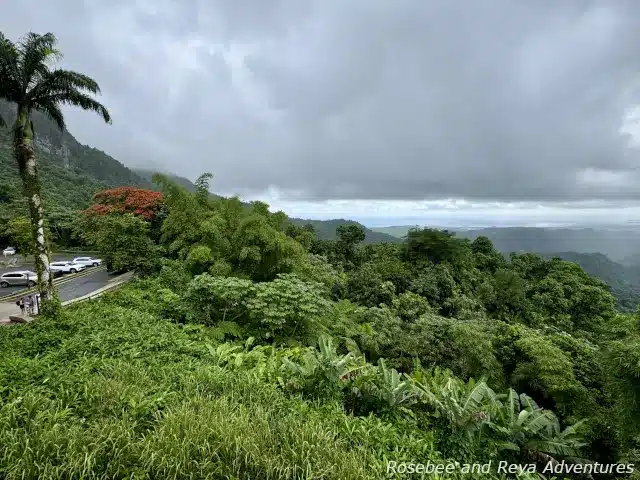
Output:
0 270 37 288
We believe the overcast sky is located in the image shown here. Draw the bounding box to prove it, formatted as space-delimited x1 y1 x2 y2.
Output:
4 0 640 226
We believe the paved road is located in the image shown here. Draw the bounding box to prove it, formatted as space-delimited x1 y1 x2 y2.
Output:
57 269 114 302
1 269 131 323
0 267 113 301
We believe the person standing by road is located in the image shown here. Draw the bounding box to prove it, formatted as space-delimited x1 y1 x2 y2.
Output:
26 295 34 315
16 297 25 316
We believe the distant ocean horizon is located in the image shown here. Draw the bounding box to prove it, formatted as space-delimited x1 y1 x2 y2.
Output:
352 218 584 229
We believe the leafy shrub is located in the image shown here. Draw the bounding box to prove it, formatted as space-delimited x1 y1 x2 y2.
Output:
184 273 330 341
247 274 331 340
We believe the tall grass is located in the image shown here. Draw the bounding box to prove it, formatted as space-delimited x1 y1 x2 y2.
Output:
0 289 452 479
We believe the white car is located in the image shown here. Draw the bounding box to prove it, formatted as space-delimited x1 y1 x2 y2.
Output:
72 257 102 267
50 261 86 274
2 247 16 256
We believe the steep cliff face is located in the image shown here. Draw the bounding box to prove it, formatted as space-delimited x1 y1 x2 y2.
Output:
0 100 151 188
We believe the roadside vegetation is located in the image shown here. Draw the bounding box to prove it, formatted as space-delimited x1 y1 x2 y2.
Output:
0 172 639 479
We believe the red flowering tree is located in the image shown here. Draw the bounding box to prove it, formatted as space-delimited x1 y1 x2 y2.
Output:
80 187 166 273
84 187 164 220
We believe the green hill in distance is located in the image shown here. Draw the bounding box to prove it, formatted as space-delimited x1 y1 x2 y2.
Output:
133 168 198 193
289 218 401 244
373 225 640 265
543 251 640 312
370 225 419 238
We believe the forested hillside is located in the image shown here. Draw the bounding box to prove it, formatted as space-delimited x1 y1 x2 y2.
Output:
134 168 198 192
0 100 153 247
544 252 640 312
2 178 639 478
0 100 150 188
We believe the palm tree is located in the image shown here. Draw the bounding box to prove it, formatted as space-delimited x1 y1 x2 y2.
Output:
0 32 110 300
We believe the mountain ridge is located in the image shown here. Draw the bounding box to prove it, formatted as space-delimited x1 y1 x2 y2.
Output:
0 100 152 189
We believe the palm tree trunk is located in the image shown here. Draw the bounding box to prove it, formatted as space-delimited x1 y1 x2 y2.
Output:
13 108 54 299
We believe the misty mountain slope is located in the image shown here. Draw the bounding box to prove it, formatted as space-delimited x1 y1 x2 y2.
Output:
457 227 640 264
289 218 401 244
134 168 198 192
375 225 640 264
0 100 151 189
0 125 131 220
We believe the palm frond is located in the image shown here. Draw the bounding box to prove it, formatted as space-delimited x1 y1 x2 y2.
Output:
34 90 111 127
526 410 559 435
0 32 21 100
519 393 539 410
495 441 521 452
506 388 519 424
17 32 60 89
35 99 65 130
517 409 532 426
560 419 587 439
28 68 101 100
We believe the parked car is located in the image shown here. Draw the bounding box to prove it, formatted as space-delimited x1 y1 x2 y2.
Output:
72 257 102 267
2 247 16 256
0 270 37 288
50 261 86 274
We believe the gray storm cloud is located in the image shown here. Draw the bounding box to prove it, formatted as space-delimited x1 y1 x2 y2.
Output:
3 0 640 202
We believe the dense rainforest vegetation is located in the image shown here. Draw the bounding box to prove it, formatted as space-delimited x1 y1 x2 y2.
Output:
376 224 640 313
1 172 639 479
541 252 640 313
